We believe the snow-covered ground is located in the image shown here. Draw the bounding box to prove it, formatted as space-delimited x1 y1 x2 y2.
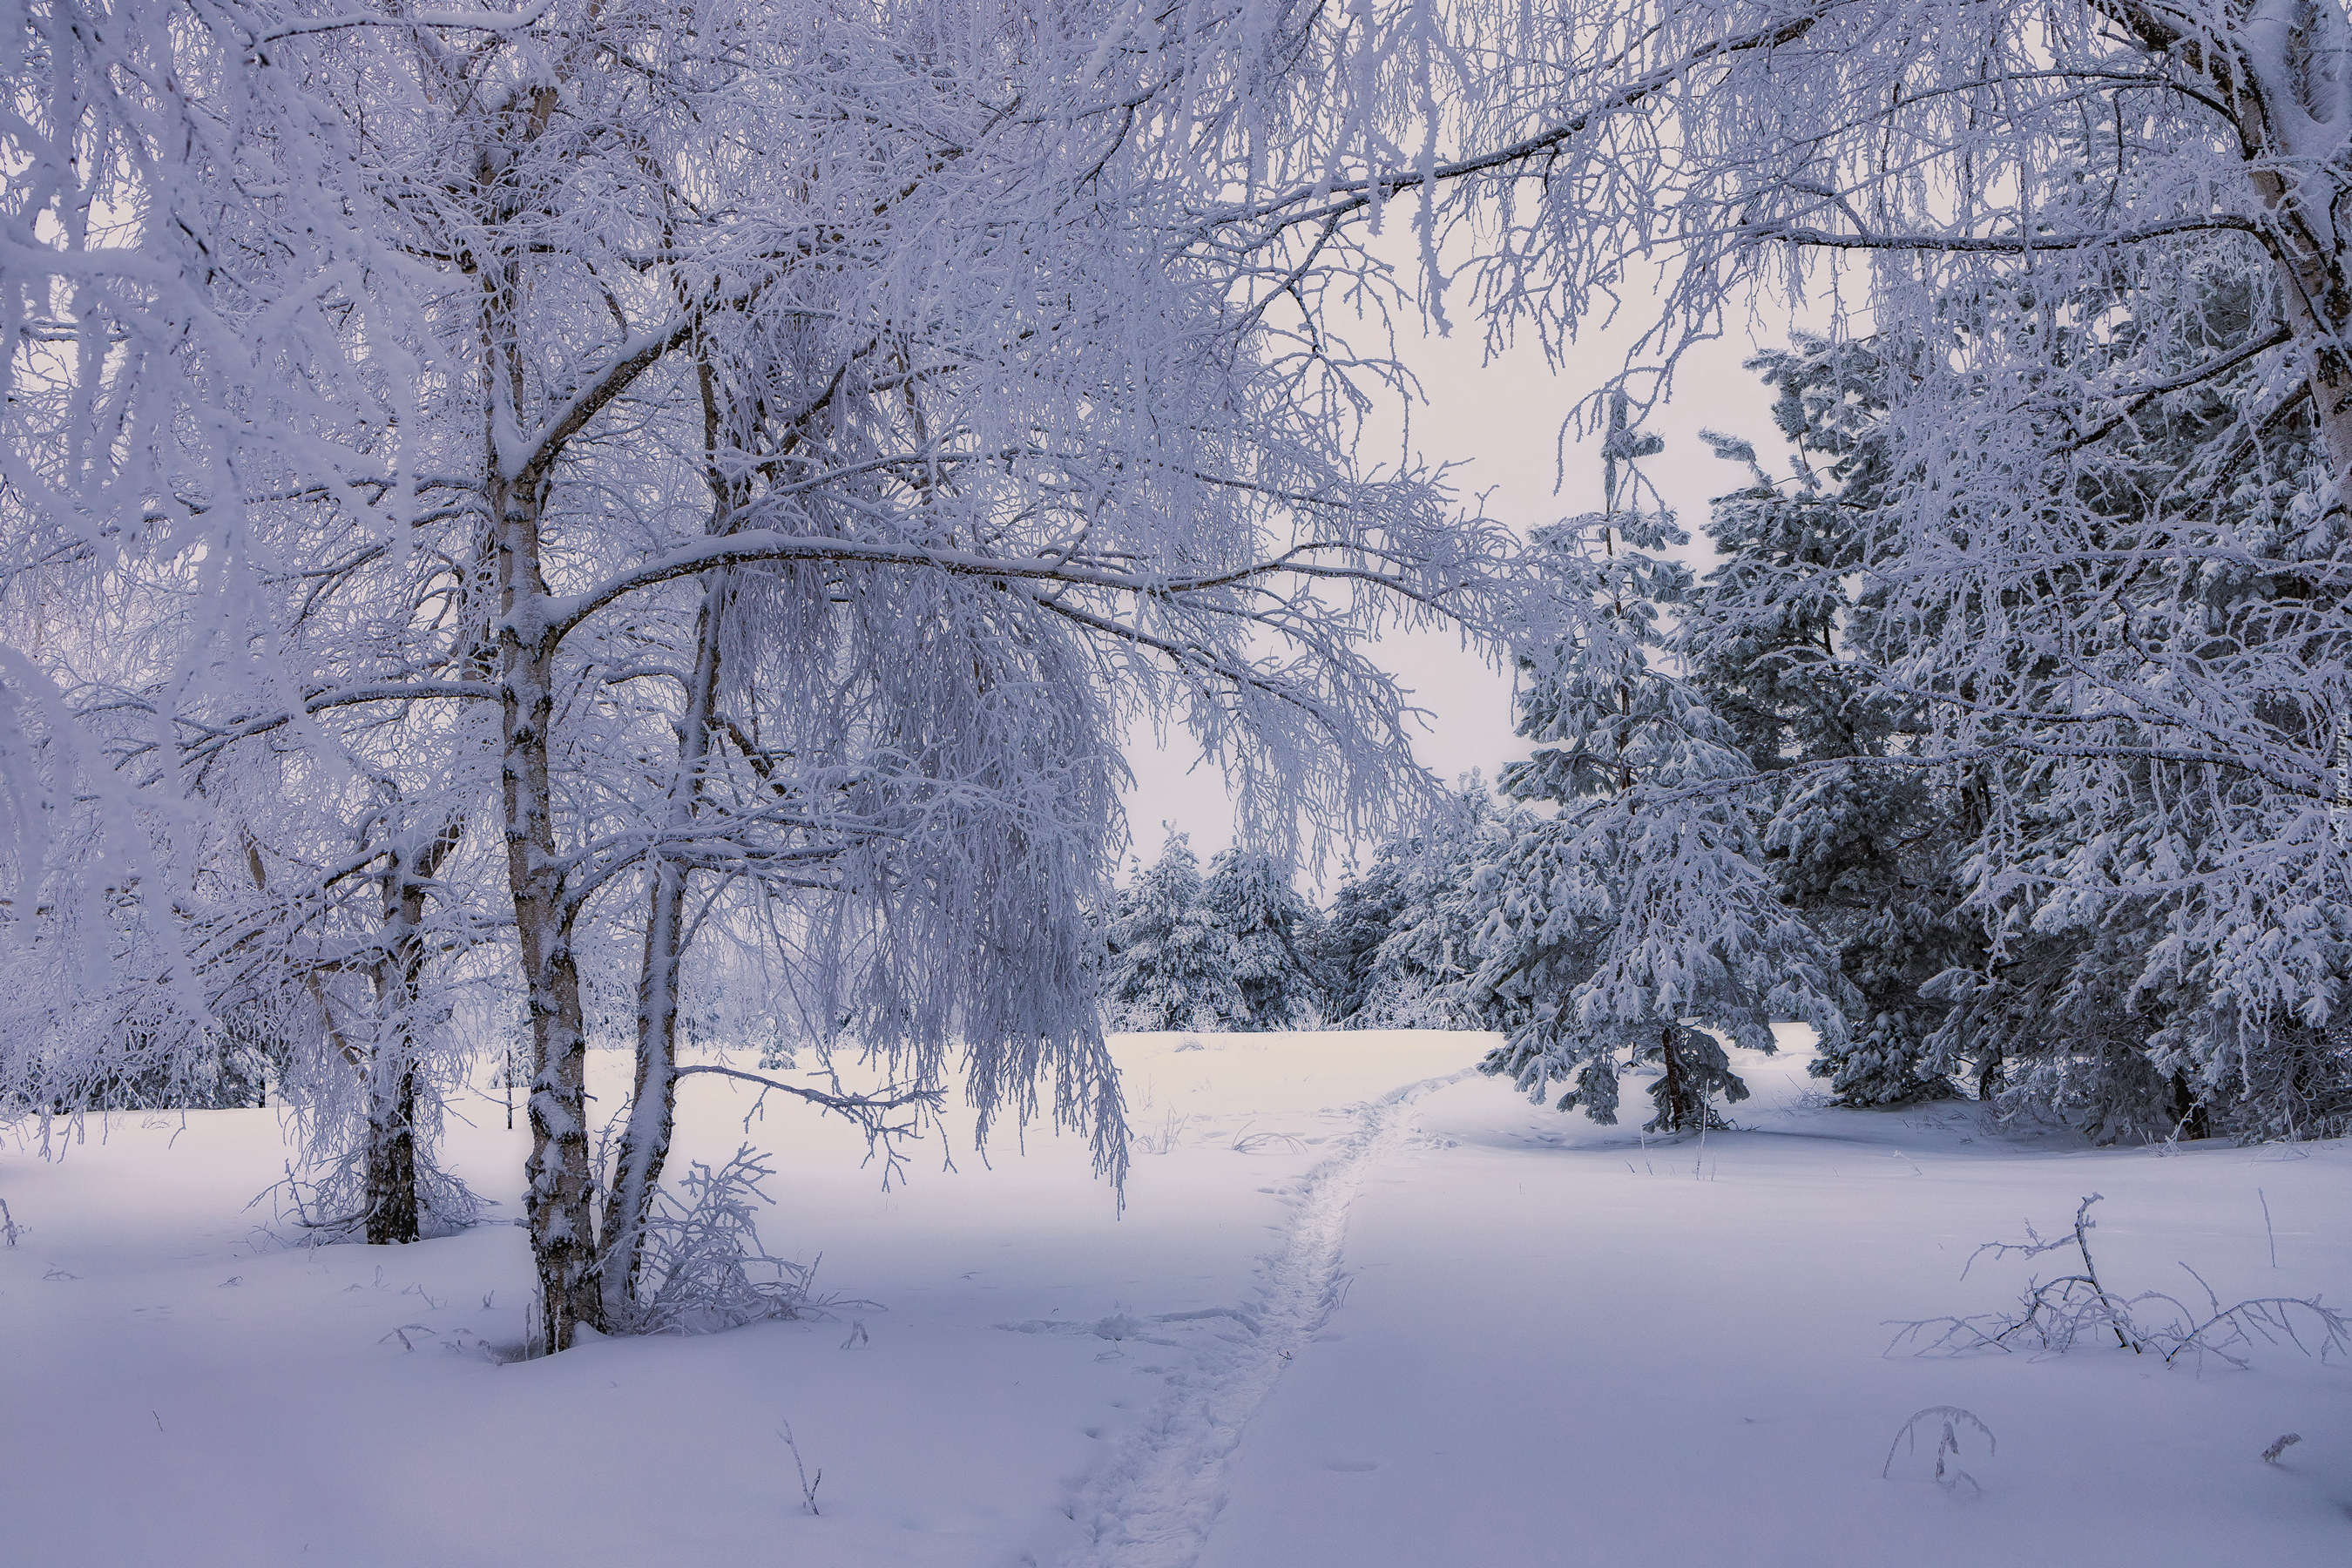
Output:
3 1030 2347 1566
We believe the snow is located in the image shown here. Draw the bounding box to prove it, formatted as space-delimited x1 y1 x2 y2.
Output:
4 1029 2349 1565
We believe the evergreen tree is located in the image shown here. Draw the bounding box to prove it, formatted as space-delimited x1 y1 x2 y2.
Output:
1321 781 1517 1030
1471 408 1850 1131
1692 269 2350 1140
1099 837 1331 1031
1689 338 1984 1106
1316 852 1413 1024
1099 836 1245 1031
1200 848 1326 1031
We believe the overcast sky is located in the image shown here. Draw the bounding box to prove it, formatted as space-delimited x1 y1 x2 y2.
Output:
1117 274 1807 881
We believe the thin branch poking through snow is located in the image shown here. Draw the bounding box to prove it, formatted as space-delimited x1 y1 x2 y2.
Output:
1889 1198 2352 1369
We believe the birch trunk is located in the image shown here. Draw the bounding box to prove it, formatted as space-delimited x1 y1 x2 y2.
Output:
362 821 464 1246
2234 72 2352 488
362 1057 420 1245
598 574 727 1326
498 483 601 1348
489 322 605 1342
455 78 602 1350
2109 0 2352 489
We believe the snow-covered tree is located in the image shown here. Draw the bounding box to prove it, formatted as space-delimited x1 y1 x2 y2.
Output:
1470 412 1849 1131
1100 837 1244 1032
1224 0 2352 497
1201 848 1326 1030
1319 781 1516 1030
1687 340 1984 1108
1691 299 2348 1139
1316 855 1416 1027
1190 0 2352 1142
3 0 1525 1348
1098 837 1327 1031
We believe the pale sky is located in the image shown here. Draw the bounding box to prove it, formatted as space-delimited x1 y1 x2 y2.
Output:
1118 275 1803 880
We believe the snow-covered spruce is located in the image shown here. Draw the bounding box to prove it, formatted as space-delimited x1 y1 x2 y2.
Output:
1099 836 1326 1033
1055 1068 1473 1568
1202 0 2352 1144
1464 409 1850 1133
1319 781 1517 1033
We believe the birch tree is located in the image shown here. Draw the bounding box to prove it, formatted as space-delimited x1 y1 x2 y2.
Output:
4 0 1523 1350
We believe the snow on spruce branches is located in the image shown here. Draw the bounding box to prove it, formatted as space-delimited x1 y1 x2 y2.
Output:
1205 0 2352 1137
1098 835 1326 1032
1464 409 1849 1132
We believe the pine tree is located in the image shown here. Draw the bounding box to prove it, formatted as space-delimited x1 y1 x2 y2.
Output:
1317 854 1413 1025
1689 338 1981 1106
1690 268 2350 1139
1320 781 1517 1030
1098 839 1331 1031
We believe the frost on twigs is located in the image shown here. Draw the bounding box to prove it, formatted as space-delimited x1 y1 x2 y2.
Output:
613 1146 864 1337
1889 1196 2352 1370
1882 1406 1995 1497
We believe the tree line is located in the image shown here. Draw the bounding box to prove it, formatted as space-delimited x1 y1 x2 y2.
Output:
1124 311 2352 1147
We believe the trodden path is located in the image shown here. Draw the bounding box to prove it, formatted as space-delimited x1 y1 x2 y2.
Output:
1190 1062 2352 1568
1060 1069 1477 1568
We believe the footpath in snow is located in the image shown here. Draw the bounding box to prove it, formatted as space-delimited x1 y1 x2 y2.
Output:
1200 1036 2352 1567
3 1029 2348 1566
